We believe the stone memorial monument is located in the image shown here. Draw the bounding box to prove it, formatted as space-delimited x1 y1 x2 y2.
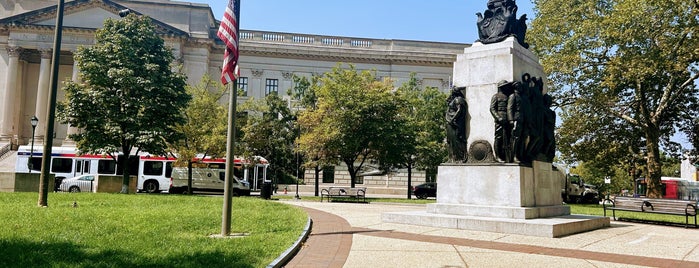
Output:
384 0 609 237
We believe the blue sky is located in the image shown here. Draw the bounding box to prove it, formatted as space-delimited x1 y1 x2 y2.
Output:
185 0 694 151
188 0 536 44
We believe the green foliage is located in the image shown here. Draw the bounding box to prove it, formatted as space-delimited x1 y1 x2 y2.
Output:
0 193 306 267
168 75 227 193
390 73 448 184
170 75 227 161
240 93 298 185
529 0 699 197
297 64 404 187
58 14 190 192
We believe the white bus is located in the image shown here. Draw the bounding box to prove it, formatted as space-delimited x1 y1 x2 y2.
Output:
15 145 174 193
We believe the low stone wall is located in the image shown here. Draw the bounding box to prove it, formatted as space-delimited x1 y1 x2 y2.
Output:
0 172 15 192
0 173 55 192
0 173 136 193
95 175 137 193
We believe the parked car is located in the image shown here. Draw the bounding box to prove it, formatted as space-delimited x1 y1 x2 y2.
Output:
413 182 437 199
58 174 96 193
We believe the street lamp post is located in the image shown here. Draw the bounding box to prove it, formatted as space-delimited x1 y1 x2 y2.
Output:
28 116 38 172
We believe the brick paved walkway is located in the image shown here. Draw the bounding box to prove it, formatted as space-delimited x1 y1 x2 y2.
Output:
286 206 699 268
284 207 352 268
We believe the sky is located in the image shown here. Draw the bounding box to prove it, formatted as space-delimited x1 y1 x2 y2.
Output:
184 0 694 150
187 0 536 44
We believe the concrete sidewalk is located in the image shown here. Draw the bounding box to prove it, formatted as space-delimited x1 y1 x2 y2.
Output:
281 200 699 268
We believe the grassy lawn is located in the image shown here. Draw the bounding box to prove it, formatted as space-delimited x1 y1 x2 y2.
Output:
0 193 307 268
570 203 696 227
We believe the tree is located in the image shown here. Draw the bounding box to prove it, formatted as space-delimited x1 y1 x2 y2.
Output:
529 0 699 197
297 64 403 188
58 14 190 193
392 73 448 199
169 75 227 194
239 92 297 188
289 75 322 195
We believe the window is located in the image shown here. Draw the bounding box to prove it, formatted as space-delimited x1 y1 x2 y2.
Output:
265 79 278 95
165 162 173 178
322 166 334 183
238 77 248 96
143 161 164 176
51 158 73 173
28 157 42 172
98 159 117 174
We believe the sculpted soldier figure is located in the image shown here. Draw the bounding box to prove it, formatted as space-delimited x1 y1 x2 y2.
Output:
507 81 531 163
525 74 545 160
542 94 556 162
490 80 513 163
446 86 468 163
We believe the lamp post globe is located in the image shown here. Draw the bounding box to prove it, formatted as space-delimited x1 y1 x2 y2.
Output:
29 115 39 172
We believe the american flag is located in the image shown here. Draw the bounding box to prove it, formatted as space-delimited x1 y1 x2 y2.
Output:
217 0 240 85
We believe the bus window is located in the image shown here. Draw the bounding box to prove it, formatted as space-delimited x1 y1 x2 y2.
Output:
234 165 244 179
98 159 117 174
76 161 82 173
29 157 43 172
116 156 138 176
51 158 73 173
165 162 173 178
143 161 164 176
83 161 90 173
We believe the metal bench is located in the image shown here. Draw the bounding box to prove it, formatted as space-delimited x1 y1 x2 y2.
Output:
320 187 366 203
603 196 698 228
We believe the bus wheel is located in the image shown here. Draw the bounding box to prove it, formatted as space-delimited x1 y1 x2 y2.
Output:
69 186 80 193
144 181 159 193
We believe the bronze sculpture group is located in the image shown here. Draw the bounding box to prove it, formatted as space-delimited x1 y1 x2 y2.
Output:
490 74 555 164
444 0 555 165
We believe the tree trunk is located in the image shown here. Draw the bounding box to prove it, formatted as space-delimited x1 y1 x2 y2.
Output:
645 128 663 198
407 164 412 199
346 161 357 188
187 160 193 195
121 162 130 194
314 166 320 196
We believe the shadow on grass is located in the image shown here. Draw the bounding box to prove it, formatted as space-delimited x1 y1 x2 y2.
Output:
0 239 254 268
616 217 699 229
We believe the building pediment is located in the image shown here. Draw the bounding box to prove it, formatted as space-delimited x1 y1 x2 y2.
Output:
0 0 188 37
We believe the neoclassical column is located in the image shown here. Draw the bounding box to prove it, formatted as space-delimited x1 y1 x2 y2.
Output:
33 48 53 143
0 46 23 142
63 54 81 146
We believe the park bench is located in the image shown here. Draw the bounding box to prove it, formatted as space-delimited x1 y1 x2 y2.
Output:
320 187 366 203
603 196 698 228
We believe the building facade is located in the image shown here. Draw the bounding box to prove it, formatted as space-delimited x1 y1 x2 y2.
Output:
1 0 469 189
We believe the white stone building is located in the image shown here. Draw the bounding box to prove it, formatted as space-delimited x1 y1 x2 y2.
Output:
1 0 469 190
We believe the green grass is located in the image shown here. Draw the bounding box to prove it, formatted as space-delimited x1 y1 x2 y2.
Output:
570 203 696 227
0 193 307 268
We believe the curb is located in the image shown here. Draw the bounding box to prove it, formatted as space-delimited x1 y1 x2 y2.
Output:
267 216 313 268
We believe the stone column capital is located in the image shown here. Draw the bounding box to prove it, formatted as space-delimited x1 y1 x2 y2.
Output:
39 48 53 59
6 46 23 57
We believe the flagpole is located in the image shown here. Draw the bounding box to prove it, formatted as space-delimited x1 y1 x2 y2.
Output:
221 0 241 237
222 79 237 236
